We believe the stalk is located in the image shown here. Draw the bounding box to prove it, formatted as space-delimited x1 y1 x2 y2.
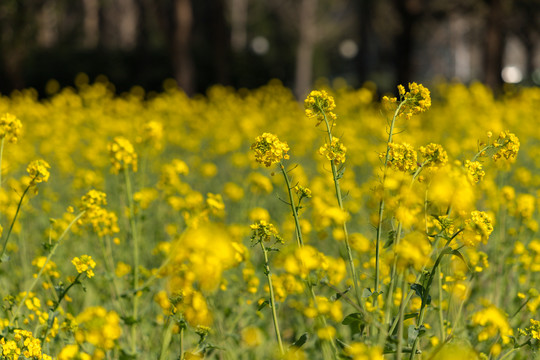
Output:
279 163 304 247
374 101 405 309
0 177 37 262
396 271 408 360
260 240 285 356
320 110 362 308
123 166 140 356
40 272 83 343
9 211 85 326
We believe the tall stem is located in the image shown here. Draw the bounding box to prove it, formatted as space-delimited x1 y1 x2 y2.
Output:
321 111 362 308
279 163 304 247
124 167 140 356
374 102 404 309
260 241 284 356
9 211 85 325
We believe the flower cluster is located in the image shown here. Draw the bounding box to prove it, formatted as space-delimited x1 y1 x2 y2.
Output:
0 329 52 360
492 131 520 161
462 211 494 247
250 220 283 244
464 160 485 183
138 120 164 151
27 159 51 185
381 142 417 172
519 319 540 340
108 136 138 173
0 113 22 143
72 255 97 278
75 306 122 351
294 185 312 200
419 143 448 168
398 82 432 119
471 303 513 343
304 90 337 126
319 137 347 165
78 190 119 237
250 133 290 167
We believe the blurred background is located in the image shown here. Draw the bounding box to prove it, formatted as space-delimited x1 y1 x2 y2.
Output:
0 0 539 98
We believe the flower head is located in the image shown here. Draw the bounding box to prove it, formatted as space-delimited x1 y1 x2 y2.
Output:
0 113 22 143
381 142 417 172
108 136 138 173
395 83 431 119
419 143 448 168
72 255 96 278
464 160 485 183
462 211 494 247
319 137 347 165
250 220 283 244
304 90 337 126
27 159 51 185
250 133 290 167
492 131 520 161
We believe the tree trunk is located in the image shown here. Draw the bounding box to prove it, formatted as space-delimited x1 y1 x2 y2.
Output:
295 0 317 100
356 0 373 84
230 0 248 52
484 0 504 89
210 0 230 85
172 0 195 95
82 0 99 49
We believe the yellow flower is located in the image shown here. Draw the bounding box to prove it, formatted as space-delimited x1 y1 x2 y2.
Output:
108 136 138 173
319 137 347 165
492 131 519 161
382 142 417 172
72 255 97 278
251 133 290 167
75 306 122 350
471 302 513 343
419 143 448 168
0 113 22 143
395 82 431 119
464 160 485 183
462 211 493 247
27 159 51 184
250 220 283 243
304 90 337 126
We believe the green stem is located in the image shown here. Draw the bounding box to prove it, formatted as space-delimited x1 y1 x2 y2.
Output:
320 110 363 309
158 318 174 360
9 211 85 326
124 167 140 356
437 266 445 340
0 177 37 262
40 272 83 343
396 271 408 360
279 163 304 247
260 241 284 356
374 101 405 310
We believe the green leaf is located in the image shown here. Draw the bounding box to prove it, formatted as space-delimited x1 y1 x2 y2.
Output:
257 299 269 311
290 333 309 350
342 312 366 336
450 249 469 270
362 288 373 298
410 283 431 305
407 324 426 347
384 230 396 248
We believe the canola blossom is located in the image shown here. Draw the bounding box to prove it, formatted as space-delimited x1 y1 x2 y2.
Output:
0 79 536 360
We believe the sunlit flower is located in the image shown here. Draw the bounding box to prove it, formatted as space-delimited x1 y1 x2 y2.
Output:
304 90 337 126
72 255 97 278
108 136 138 173
319 137 347 165
251 133 290 167
27 159 51 185
0 113 22 143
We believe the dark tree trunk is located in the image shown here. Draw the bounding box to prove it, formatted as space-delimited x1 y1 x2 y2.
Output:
210 0 230 85
394 0 421 86
294 0 317 100
483 0 504 89
172 0 195 95
356 0 373 84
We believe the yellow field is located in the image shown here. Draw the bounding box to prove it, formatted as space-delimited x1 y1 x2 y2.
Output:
0 77 538 359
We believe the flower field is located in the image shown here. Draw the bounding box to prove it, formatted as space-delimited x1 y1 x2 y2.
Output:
0 76 539 359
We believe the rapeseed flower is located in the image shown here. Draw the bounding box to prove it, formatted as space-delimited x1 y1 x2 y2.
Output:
251 133 290 167
382 142 417 172
492 131 520 161
72 255 96 278
304 90 337 126
27 159 51 185
319 137 347 165
0 113 22 143
419 143 448 168
108 136 138 173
